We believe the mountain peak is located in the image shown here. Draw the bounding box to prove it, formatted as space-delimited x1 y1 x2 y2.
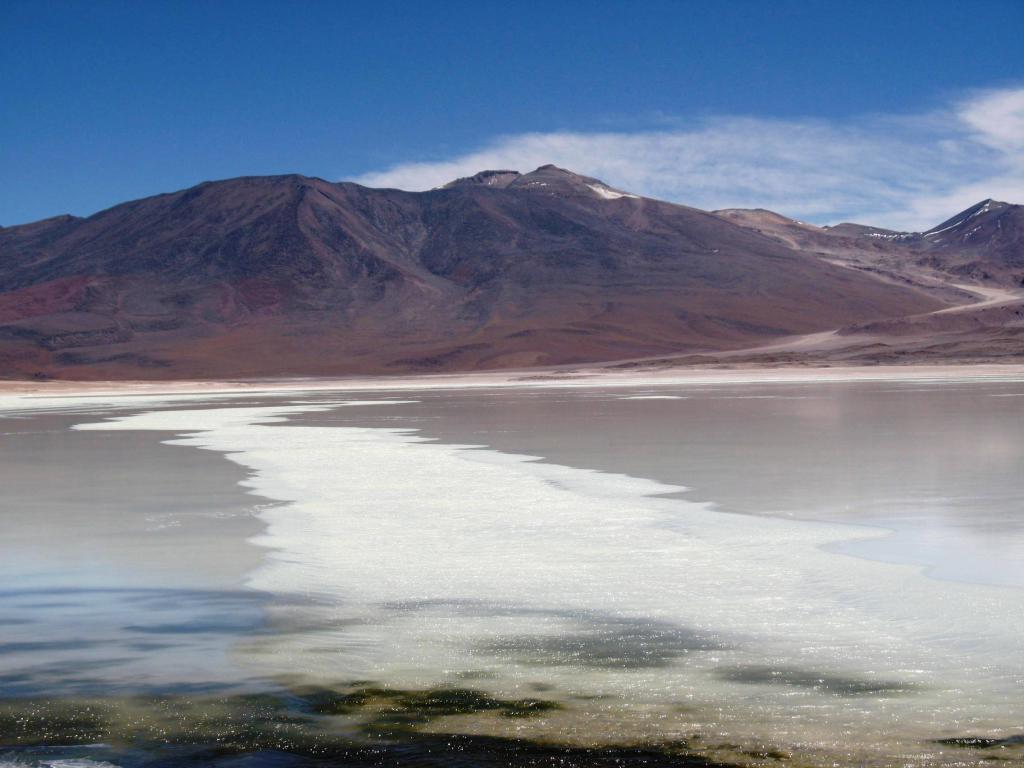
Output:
437 165 640 200
440 170 521 189
509 165 639 200
519 164 589 181
923 198 1015 239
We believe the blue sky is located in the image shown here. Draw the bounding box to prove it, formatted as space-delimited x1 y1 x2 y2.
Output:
2 0 1023 228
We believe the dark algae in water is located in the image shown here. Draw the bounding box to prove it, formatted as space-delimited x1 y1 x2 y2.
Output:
711 665 917 696
0 698 109 746
934 734 1024 749
0 688 736 767
303 686 562 723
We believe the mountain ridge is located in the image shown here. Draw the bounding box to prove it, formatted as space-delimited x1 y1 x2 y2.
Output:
718 198 1023 286
0 167 1017 380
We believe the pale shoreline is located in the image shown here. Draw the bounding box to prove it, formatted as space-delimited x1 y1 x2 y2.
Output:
2 362 1024 398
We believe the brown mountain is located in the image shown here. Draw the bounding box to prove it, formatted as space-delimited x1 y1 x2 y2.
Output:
718 199 1024 289
0 166 958 379
913 200 1024 285
691 200 1024 366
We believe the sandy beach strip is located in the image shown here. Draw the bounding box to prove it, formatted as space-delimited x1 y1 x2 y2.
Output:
2 362 1024 399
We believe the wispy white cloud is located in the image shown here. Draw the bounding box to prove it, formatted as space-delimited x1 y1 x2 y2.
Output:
352 86 1024 231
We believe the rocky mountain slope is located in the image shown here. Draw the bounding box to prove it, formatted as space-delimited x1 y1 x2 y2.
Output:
717 199 1024 288
1 166 1008 379
682 200 1024 367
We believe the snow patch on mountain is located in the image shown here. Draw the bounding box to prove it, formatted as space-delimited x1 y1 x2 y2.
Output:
586 183 639 200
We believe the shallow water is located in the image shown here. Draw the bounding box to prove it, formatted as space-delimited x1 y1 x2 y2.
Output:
1 380 1022 766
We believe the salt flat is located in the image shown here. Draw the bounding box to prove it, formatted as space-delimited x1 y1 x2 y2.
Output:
1 375 1022 767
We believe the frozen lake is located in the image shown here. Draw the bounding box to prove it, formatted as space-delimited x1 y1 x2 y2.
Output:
1 377 1022 767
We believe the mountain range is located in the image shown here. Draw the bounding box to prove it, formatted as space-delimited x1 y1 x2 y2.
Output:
0 165 1020 379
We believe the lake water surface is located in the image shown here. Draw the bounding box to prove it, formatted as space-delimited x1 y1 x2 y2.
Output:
1 378 1022 767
